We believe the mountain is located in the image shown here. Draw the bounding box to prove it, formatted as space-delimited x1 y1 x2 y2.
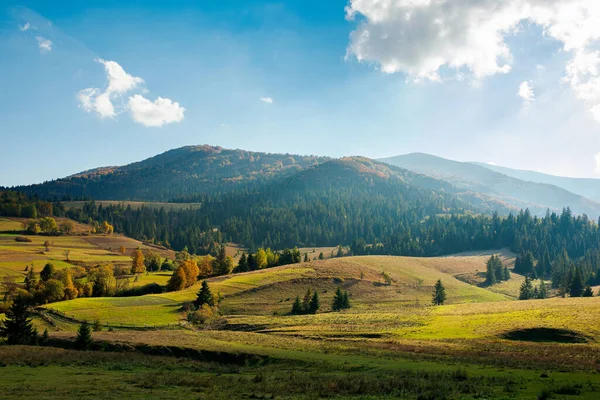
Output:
472 162 600 204
57 156 517 252
379 153 600 218
13 145 328 201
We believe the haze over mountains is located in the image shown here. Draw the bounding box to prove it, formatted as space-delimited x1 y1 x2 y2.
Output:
471 162 600 204
380 153 600 218
9 145 600 218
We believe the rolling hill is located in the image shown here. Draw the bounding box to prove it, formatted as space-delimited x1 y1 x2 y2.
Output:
380 152 600 217
473 161 600 203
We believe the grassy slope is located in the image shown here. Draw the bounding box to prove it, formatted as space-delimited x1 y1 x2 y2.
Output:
48 253 511 325
0 217 174 288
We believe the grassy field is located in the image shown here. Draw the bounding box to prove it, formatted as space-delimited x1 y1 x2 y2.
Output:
4 344 599 399
0 217 175 287
47 251 514 322
7 251 600 398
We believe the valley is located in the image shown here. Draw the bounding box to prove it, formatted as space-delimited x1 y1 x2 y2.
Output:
3 147 600 399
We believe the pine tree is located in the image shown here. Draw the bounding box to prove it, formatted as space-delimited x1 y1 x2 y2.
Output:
583 285 594 297
569 267 584 297
237 253 248 272
24 266 38 292
0 297 37 345
519 276 534 300
485 256 497 285
432 279 446 305
40 263 55 282
302 289 312 313
318 252 324 260
247 253 258 271
502 266 511 281
291 296 303 315
194 280 215 308
538 279 547 299
75 321 92 350
342 290 350 309
332 286 344 311
309 290 320 314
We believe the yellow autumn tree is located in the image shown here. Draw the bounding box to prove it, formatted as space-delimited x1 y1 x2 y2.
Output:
255 248 267 269
62 268 78 300
198 255 214 278
180 259 200 287
131 249 145 274
167 266 186 291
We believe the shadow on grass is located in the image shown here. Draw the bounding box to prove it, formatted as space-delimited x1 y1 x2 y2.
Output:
501 327 590 344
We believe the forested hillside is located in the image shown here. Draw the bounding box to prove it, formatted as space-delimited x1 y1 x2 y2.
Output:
11 145 327 201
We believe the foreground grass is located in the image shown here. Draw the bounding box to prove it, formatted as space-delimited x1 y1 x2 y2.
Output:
1 344 599 399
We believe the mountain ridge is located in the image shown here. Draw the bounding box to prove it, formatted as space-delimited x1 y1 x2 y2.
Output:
379 152 600 218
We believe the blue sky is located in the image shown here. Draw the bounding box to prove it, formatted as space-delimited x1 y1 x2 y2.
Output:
2 0 600 186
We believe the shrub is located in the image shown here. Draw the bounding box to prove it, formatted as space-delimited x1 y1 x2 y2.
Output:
15 236 32 243
118 283 163 297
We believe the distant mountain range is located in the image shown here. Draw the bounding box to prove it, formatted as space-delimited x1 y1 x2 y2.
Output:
471 162 600 204
380 153 600 218
9 145 600 218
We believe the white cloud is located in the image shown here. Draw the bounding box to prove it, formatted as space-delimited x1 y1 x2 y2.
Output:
19 22 31 31
486 161 498 166
595 152 600 173
518 81 535 103
96 58 144 95
260 97 274 104
78 59 184 126
345 0 600 118
127 95 185 127
35 36 52 53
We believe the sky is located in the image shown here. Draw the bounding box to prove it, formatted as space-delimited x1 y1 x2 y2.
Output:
1 0 600 186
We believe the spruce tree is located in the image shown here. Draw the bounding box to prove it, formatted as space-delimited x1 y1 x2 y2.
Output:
342 290 350 309
502 266 511 281
432 279 446 305
40 263 55 282
309 290 320 314
291 296 303 315
332 287 344 311
302 289 312 313
24 267 38 292
519 276 534 300
75 321 92 350
485 256 497 285
569 267 584 297
194 280 215 308
538 279 547 299
0 297 37 345
237 253 248 272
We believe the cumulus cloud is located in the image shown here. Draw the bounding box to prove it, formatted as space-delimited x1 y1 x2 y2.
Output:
518 81 535 103
260 97 274 104
19 22 32 31
35 36 52 53
346 0 600 117
96 58 144 95
78 59 184 126
127 95 185 127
